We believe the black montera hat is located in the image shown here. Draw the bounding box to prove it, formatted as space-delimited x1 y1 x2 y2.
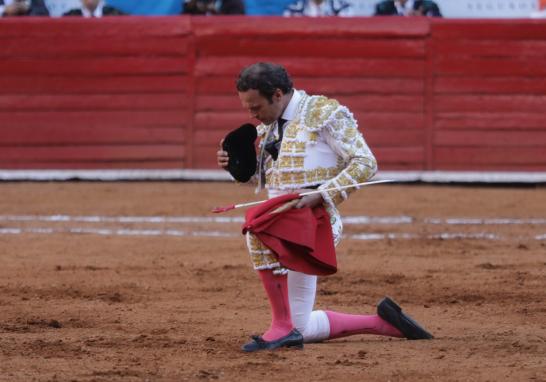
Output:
222 123 257 183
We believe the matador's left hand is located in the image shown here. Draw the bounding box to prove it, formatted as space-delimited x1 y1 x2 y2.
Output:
295 193 323 209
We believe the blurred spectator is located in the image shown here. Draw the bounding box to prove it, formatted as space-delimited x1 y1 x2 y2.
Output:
63 0 124 16
530 0 546 18
182 0 213 14
0 0 49 16
284 0 351 16
375 0 441 17
182 0 245 15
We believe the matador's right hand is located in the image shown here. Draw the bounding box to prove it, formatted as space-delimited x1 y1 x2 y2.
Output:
217 139 229 169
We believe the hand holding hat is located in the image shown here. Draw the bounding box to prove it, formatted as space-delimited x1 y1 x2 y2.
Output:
219 123 257 183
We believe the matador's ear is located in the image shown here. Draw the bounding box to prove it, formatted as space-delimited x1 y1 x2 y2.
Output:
222 123 257 183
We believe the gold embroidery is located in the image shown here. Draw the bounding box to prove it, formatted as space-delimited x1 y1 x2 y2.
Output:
250 253 280 269
265 172 274 186
280 172 297 185
346 163 366 182
248 233 265 249
247 233 279 269
278 156 305 169
273 166 341 186
336 173 354 188
284 123 298 139
308 131 318 143
343 126 357 141
320 159 378 206
327 188 345 205
282 141 306 153
305 97 340 128
330 119 343 132
347 160 375 183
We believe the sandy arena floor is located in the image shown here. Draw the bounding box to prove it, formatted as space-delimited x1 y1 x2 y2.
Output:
0 182 545 381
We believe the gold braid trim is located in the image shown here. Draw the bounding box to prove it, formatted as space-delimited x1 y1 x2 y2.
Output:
246 232 281 270
320 159 377 207
303 96 340 133
266 166 344 190
317 105 377 207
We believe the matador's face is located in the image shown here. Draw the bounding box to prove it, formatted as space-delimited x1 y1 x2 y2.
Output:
238 89 284 125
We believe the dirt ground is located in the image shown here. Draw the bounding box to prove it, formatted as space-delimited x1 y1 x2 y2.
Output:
0 182 545 382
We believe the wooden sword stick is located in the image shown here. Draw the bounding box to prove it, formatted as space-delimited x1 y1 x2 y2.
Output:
211 179 394 213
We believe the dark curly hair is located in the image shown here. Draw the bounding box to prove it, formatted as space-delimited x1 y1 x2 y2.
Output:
236 62 293 103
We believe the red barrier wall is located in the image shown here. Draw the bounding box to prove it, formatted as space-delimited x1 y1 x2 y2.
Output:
1 17 545 171
430 20 546 171
0 17 193 169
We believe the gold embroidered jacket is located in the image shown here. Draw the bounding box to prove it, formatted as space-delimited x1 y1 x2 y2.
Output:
255 91 377 209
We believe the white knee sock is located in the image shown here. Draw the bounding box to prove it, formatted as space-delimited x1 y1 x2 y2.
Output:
288 271 331 343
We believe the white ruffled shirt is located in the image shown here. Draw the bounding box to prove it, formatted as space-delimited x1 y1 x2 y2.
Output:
81 0 105 17
395 0 414 16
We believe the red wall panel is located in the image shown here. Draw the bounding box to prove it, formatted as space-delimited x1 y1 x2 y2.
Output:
0 17 191 170
430 19 546 171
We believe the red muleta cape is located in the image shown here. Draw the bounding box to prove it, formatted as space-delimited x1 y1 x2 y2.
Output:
242 193 337 276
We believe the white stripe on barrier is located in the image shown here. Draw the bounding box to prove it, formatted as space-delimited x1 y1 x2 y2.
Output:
0 226 237 238
0 169 233 181
0 214 246 224
0 227 55 234
0 226 544 241
348 232 502 241
342 216 414 224
349 233 417 240
1 170 546 183
430 232 500 240
425 218 546 225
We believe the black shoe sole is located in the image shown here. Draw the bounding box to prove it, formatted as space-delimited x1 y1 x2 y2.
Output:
377 297 433 340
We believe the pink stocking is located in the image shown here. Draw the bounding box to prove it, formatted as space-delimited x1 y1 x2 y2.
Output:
258 270 294 341
326 311 403 339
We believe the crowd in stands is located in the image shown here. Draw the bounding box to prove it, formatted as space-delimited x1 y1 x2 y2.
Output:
283 0 441 17
284 0 352 16
62 0 124 16
0 0 445 17
531 0 546 17
182 0 245 15
0 0 49 16
2 0 545 18
375 0 441 17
